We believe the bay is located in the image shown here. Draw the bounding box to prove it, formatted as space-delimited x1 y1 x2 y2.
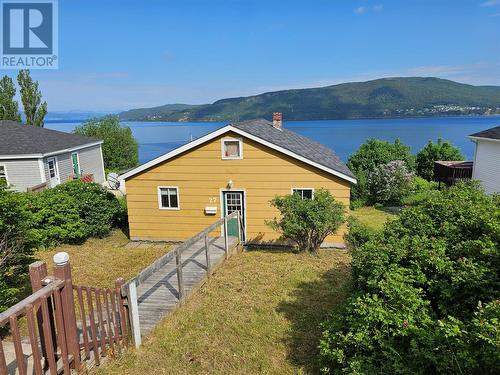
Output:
45 116 500 164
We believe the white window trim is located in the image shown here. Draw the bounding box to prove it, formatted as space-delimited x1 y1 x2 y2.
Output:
291 187 315 199
219 188 247 240
221 137 243 160
157 186 180 210
71 151 81 176
46 156 61 185
0 164 8 185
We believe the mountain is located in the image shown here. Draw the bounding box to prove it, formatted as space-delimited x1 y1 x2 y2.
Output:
119 78 500 122
119 104 199 121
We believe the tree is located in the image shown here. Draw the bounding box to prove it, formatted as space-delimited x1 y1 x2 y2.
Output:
73 115 139 172
416 138 464 180
0 75 21 122
347 138 415 204
17 70 47 127
368 160 414 205
267 189 345 253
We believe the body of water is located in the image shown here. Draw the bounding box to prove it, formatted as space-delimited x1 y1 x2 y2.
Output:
46 116 500 164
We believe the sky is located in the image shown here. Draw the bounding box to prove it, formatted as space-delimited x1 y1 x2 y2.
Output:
2 0 500 112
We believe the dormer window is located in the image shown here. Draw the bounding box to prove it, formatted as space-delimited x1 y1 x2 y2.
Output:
221 138 243 159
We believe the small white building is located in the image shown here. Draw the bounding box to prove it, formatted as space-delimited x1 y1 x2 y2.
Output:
0 120 105 192
469 125 500 194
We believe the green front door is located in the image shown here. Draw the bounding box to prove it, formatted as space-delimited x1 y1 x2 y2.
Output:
223 191 244 237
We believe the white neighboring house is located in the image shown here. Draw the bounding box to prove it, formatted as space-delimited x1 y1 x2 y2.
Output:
0 120 105 192
469 125 500 194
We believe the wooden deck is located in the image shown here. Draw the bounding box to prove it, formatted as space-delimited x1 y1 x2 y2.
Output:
136 236 239 336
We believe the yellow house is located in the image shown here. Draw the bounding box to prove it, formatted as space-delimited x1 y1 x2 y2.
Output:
121 114 357 245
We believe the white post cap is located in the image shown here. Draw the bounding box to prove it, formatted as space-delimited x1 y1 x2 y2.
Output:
53 252 70 266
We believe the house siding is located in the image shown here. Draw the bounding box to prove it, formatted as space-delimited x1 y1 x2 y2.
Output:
125 132 351 244
472 139 500 194
43 144 105 186
0 158 43 192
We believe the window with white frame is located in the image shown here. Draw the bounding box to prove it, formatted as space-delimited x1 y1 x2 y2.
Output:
292 188 314 199
0 165 7 186
221 138 242 159
158 187 180 209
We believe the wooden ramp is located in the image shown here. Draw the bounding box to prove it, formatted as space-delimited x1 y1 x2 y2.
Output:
137 236 238 336
122 212 243 345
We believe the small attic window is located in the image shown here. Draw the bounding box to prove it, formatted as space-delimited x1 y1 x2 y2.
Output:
221 138 243 159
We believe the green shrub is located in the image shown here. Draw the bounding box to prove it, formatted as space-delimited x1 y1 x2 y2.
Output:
402 176 440 206
320 182 500 374
29 181 125 247
0 188 35 312
343 216 376 250
267 189 345 253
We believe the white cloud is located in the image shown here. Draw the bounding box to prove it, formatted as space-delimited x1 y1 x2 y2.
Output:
354 6 367 15
354 4 384 15
481 0 500 7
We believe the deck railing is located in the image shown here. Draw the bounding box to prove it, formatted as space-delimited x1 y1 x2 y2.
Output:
0 254 128 374
121 211 244 347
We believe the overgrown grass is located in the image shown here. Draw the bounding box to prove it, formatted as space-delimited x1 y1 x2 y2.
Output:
350 206 396 231
35 231 170 288
100 250 351 374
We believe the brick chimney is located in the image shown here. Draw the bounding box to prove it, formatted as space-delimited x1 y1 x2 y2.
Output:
272 112 282 130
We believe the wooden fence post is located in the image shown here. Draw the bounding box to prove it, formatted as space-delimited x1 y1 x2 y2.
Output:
127 282 142 348
115 278 128 342
204 234 211 274
223 216 229 258
29 261 57 368
52 252 81 371
175 248 185 300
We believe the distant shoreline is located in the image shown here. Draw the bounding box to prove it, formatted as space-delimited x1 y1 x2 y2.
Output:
45 113 500 125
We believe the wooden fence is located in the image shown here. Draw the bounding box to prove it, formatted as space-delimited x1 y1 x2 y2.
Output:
0 253 128 374
121 211 243 347
0 212 244 372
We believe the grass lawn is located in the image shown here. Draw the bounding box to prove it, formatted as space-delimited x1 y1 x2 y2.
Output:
35 231 170 288
100 249 351 375
350 206 396 231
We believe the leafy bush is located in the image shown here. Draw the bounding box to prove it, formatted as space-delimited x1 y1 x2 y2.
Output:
368 160 414 205
347 138 415 203
29 181 126 247
0 188 35 312
320 182 500 374
267 189 345 253
416 138 464 180
402 176 440 206
343 216 376 250
74 115 138 172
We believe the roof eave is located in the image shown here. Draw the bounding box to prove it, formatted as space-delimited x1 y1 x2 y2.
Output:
0 140 104 160
120 126 357 184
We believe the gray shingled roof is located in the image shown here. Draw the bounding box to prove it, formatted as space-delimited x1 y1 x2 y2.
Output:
470 125 500 140
0 120 101 156
231 119 356 179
